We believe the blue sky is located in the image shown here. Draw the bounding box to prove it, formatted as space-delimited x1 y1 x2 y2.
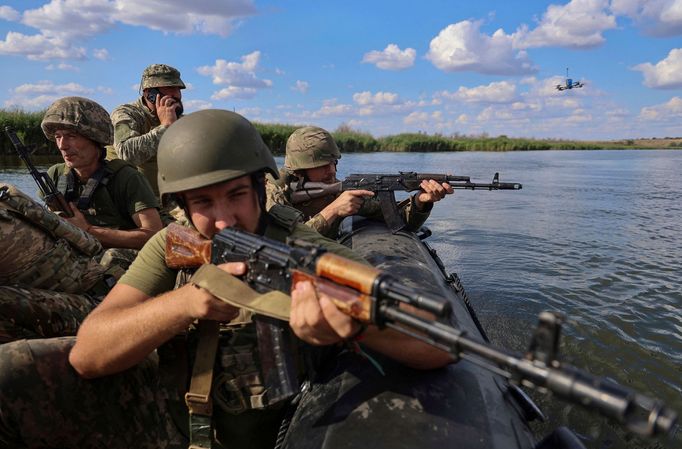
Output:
1 0 681 140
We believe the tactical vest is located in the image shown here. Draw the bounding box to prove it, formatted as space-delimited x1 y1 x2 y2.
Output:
161 205 304 448
0 183 106 294
55 159 136 229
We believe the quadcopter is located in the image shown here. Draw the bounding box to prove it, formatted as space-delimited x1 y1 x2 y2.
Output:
556 68 584 91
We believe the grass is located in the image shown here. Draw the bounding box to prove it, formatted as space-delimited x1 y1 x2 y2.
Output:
2 109 680 157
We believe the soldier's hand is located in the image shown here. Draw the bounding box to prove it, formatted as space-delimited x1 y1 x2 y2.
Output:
156 94 180 126
63 202 91 232
321 190 374 222
184 262 245 321
289 280 363 345
415 180 453 209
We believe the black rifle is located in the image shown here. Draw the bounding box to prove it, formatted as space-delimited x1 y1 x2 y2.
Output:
166 223 677 439
4 126 73 217
289 172 521 231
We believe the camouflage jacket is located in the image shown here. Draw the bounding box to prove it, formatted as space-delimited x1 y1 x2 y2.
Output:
265 174 432 239
111 97 167 196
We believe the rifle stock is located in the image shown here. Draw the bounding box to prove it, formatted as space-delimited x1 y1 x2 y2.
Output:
164 222 677 439
3 126 73 217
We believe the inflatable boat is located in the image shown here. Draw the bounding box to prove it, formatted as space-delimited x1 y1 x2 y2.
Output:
280 217 586 449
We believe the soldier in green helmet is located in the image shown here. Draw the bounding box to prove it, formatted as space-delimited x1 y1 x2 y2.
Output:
42 96 163 250
0 97 163 344
267 126 454 238
111 63 186 197
0 110 450 449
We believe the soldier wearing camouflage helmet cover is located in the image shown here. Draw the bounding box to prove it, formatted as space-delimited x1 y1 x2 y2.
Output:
42 96 163 251
110 63 186 197
0 110 451 449
266 125 454 238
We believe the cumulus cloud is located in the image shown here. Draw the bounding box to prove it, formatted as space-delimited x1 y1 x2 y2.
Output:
436 81 517 104
513 0 616 49
93 48 109 60
426 20 535 75
0 6 20 21
638 96 682 120
632 48 682 88
4 80 94 109
0 0 256 61
292 80 309 94
46 62 79 71
197 52 272 100
313 99 353 118
0 31 86 60
611 0 682 37
183 99 214 111
352 91 400 106
362 44 416 70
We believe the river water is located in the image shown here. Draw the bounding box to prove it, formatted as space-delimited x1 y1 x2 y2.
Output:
1 150 681 449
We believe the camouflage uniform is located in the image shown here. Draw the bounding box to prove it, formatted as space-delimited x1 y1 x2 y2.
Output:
110 64 186 197
0 97 156 344
0 213 365 449
266 126 432 239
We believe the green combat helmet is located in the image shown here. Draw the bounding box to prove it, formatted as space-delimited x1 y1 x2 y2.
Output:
157 109 278 204
284 126 341 171
140 63 186 90
41 96 113 146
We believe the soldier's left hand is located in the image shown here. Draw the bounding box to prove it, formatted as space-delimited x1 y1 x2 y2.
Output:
64 202 92 232
289 280 363 345
415 180 453 207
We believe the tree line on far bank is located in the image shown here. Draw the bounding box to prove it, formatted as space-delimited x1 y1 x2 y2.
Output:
1 109 680 157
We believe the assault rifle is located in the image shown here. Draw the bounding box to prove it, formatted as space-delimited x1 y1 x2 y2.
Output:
289 172 522 231
165 222 677 439
4 126 73 217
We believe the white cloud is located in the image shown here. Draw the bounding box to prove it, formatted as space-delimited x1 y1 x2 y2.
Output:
362 44 416 70
611 0 682 37
93 48 109 60
426 20 535 75
198 52 271 87
183 99 214 111
632 48 682 88
313 99 353 117
0 6 20 21
212 86 258 100
0 0 256 62
513 0 616 49
292 80 309 94
353 91 400 106
112 0 255 37
0 31 86 60
403 111 429 125
4 80 94 109
46 62 79 71
639 96 682 120
436 81 517 104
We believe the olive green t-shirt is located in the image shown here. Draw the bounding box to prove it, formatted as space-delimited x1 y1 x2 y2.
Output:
119 217 367 297
46 160 159 230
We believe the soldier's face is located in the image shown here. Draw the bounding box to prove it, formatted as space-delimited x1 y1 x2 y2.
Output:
182 176 261 238
304 162 338 184
54 130 100 172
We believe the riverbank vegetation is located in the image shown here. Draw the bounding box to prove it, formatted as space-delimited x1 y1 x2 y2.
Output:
1 109 680 156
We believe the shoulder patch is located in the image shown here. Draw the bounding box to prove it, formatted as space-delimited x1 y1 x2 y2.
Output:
268 204 303 232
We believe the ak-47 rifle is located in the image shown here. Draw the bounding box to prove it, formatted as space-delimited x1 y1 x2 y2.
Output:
165 222 677 439
289 172 522 231
4 126 73 217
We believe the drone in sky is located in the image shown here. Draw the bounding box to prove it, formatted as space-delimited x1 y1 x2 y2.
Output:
556 68 584 91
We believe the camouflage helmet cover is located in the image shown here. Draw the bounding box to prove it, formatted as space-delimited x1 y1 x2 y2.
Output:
141 64 186 90
41 96 113 146
284 126 341 171
157 109 278 201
